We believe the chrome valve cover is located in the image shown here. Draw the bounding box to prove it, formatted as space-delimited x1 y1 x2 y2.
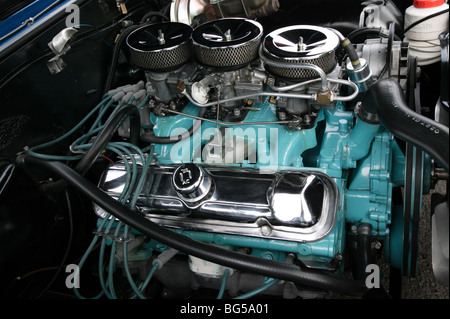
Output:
96 163 339 242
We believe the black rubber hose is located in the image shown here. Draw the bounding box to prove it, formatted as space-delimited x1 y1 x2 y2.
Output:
140 107 207 144
362 79 449 172
75 103 141 175
341 37 362 70
19 155 369 297
330 28 362 70
347 27 401 43
140 11 169 23
103 24 142 96
355 223 373 280
128 107 141 146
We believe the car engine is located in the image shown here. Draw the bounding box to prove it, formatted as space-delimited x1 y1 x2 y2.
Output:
0 0 448 300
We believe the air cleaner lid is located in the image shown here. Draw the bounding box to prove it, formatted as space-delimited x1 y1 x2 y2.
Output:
263 25 340 61
126 22 193 71
127 22 192 53
192 17 263 49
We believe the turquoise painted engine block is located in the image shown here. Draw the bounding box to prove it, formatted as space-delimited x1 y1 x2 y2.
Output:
118 97 407 272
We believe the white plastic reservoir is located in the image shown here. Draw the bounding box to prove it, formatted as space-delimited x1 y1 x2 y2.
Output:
404 0 449 65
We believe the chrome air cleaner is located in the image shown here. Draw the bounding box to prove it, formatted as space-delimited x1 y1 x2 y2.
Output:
126 22 193 72
262 25 340 80
192 18 263 70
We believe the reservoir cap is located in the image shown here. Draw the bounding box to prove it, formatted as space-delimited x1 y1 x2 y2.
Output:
414 0 445 8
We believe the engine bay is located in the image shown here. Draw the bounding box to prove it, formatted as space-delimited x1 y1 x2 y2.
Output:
0 0 448 300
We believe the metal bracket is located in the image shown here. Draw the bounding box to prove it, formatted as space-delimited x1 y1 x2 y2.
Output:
92 229 135 243
47 27 78 74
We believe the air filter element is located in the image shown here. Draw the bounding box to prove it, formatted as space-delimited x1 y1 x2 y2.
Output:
126 22 193 72
262 25 340 80
192 18 263 70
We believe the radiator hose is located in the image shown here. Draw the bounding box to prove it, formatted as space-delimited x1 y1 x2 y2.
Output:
18 155 369 297
361 79 449 172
